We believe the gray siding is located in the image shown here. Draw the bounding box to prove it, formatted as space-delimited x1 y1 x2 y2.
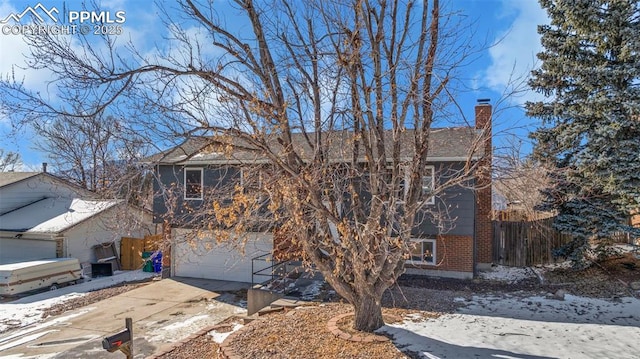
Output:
154 162 477 237
153 165 240 224
412 184 475 236
412 162 476 237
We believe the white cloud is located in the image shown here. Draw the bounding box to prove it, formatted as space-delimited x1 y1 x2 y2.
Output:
0 1 53 93
100 0 126 11
483 1 549 104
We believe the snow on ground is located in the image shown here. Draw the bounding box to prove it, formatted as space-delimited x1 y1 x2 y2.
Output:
300 280 325 301
477 265 538 283
208 323 243 344
480 243 640 284
380 294 640 359
0 270 156 333
146 300 247 343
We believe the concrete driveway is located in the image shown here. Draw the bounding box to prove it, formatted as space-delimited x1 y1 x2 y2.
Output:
0 277 249 359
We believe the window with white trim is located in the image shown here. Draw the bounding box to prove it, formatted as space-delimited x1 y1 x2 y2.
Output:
184 168 203 200
422 166 435 204
408 239 436 265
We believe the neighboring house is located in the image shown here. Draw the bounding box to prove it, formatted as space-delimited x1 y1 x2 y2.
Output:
150 103 493 282
0 171 153 265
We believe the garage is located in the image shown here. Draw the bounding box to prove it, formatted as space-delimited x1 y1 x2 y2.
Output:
0 237 56 264
172 229 273 283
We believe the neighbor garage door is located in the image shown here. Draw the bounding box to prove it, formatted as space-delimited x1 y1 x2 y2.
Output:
0 238 56 264
173 229 273 283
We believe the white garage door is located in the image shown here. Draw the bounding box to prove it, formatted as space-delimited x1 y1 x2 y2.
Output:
0 238 57 264
173 229 273 283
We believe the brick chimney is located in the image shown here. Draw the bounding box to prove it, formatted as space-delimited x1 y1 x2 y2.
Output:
475 99 493 267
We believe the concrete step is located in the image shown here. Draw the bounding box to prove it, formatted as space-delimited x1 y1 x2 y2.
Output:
270 297 309 308
257 306 284 316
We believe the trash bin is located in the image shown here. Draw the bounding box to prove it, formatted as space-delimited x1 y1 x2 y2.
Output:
142 251 162 273
152 252 163 273
142 251 154 272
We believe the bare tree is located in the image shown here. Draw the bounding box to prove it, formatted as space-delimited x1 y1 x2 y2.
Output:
0 149 22 172
493 141 552 220
29 109 151 206
0 0 490 332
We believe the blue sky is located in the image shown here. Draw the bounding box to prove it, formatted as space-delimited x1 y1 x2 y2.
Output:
0 0 549 170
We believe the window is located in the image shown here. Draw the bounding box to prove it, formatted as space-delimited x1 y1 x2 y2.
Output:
408 239 436 265
382 165 434 204
184 168 203 200
422 166 435 204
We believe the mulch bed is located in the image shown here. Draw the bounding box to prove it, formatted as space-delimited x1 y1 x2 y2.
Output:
222 304 413 359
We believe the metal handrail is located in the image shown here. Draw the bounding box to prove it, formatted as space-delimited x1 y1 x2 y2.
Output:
251 253 288 287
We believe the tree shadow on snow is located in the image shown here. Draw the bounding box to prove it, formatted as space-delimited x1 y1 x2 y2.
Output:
380 326 555 359
382 286 640 327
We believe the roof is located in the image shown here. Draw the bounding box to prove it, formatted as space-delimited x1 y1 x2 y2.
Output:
149 128 484 165
0 172 40 188
0 198 121 234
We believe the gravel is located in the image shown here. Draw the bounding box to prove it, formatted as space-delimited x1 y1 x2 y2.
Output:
227 304 410 359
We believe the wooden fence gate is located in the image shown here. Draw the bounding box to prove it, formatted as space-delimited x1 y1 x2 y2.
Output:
120 234 165 270
492 217 574 267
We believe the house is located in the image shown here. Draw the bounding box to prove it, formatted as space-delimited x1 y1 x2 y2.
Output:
150 102 493 282
0 171 153 266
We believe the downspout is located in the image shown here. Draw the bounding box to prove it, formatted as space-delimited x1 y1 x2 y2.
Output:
473 189 478 278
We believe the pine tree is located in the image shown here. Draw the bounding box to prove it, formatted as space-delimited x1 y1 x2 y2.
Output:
527 0 640 262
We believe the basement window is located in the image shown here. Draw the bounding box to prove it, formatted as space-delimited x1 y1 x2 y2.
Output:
408 239 436 265
184 168 203 200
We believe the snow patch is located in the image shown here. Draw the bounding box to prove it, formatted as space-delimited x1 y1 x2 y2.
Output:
163 315 209 331
0 330 55 351
208 323 243 344
379 294 640 359
300 280 324 301
477 265 536 283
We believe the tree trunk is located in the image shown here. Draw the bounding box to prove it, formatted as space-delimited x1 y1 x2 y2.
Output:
353 293 385 332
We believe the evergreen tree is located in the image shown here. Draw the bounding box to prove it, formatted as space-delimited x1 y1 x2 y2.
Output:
527 0 640 262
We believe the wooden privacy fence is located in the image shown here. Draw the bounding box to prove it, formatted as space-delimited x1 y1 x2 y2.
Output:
492 217 574 267
120 234 165 270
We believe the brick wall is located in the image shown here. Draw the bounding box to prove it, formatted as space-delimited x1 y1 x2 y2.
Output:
405 234 474 274
475 102 493 265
